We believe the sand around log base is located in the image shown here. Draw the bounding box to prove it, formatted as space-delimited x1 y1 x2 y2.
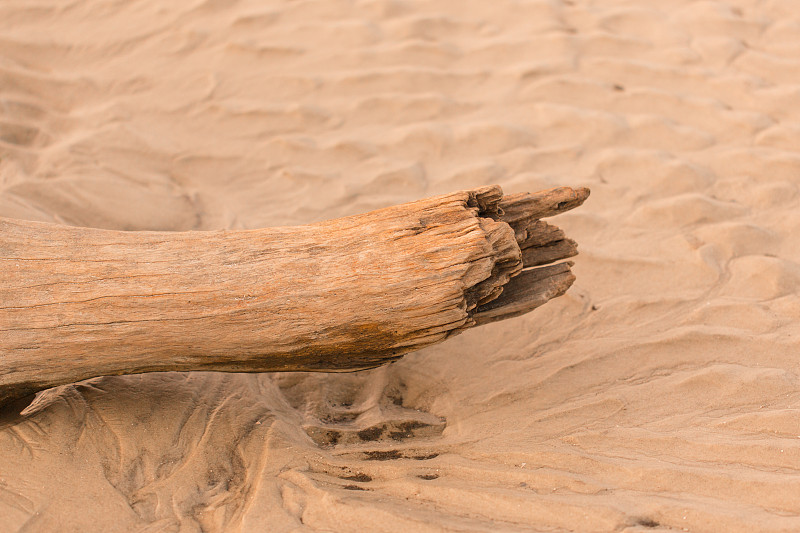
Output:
0 185 588 406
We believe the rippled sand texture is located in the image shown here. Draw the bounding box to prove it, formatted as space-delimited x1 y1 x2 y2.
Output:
2 0 800 531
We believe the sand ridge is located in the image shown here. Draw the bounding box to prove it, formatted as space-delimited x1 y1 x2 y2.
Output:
2 0 800 531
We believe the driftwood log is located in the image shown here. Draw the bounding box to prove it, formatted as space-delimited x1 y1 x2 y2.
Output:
0 185 588 406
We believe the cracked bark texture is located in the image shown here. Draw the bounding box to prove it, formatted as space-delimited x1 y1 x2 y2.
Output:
0 185 588 406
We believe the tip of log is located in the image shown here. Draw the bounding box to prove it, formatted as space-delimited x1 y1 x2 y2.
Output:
458 185 588 330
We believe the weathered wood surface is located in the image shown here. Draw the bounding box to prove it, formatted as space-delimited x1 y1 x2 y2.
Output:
0 185 588 406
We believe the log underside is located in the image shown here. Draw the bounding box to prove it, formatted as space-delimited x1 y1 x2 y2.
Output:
0 185 589 406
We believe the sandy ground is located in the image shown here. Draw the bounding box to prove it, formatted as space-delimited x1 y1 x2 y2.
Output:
2 0 800 531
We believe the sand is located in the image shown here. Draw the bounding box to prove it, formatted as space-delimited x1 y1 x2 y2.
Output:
1 0 800 531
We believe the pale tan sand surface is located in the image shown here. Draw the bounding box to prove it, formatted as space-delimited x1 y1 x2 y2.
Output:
2 0 800 531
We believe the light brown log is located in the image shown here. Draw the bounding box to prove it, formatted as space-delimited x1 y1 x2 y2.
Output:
0 185 589 406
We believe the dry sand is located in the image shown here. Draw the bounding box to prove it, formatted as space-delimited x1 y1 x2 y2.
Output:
2 0 800 531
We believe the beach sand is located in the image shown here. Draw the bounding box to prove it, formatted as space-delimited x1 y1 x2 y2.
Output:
2 0 800 531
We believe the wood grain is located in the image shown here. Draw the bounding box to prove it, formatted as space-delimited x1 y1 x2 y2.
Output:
0 185 588 405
